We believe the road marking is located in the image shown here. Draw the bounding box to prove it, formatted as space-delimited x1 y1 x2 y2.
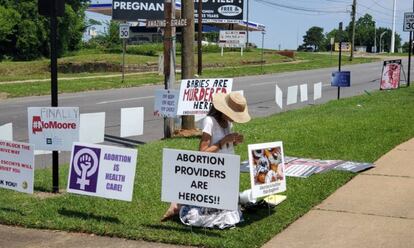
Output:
249 81 276 87
96 96 154 105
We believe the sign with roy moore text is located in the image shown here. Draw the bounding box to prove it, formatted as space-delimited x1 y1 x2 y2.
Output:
162 149 240 211
0 140 34 194
67 143 137 201
28 107 79 151
177 78 233 115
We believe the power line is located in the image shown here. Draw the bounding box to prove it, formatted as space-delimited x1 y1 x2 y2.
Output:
254 0 350 14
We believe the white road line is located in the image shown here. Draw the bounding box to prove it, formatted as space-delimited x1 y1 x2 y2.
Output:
96 96 154 105
249 81 276 87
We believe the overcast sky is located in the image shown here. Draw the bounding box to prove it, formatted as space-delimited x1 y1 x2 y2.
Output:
87 0 413 49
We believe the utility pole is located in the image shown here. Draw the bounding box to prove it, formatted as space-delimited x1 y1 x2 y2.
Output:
391 0 397 53
246 0 249 47
374 21 377 53
181 0 195 130
197 0 203 75
163 0 173 138
350 0 356 61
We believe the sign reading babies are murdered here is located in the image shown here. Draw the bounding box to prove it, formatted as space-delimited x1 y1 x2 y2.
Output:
162 149 240 211
177 78 233 115
67 143 137 201
0 140 34 194
28 107 79 151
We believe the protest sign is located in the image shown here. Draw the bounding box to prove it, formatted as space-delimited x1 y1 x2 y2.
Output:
154 89 179 118
161 148 240 211
0 123 13 141
176 78 233 115
67 143 137 201
380 59 401 90
28 107 79 151
285 158 343 178
0 140 34 194
120 107 144 137
334 161 374 173
331 71 351 87
248 142 286 198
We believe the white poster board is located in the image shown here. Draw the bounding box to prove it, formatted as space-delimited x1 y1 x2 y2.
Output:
161 148 240 211
28 107 79 151
80 112 106 144
120 107 144 137
287 85 298 105
300 84 308 102
248 142 286 198
0 140 34 194
177 78 233 115
154 89 179 118
314 82 322 100
0 123 13 141
67 142 137 201
275 84 283 109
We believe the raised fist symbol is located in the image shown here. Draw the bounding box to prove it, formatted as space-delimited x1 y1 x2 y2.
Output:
79 154 92 171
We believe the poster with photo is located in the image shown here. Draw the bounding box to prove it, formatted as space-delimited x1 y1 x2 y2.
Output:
248 142 286 198
380 59 401 90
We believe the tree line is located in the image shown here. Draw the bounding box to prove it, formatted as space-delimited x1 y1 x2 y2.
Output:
0 0 87 61
299 14 404 53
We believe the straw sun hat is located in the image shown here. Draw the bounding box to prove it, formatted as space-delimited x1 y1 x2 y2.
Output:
213 92 251 123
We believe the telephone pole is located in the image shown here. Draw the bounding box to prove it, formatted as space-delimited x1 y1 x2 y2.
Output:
181 0 195 130
390 0 397 53
350 0 356 61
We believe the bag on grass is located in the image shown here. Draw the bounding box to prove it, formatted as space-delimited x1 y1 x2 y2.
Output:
179 205 243 229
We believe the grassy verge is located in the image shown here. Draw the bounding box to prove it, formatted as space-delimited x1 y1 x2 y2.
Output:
0 87 413 247
0 52 376 98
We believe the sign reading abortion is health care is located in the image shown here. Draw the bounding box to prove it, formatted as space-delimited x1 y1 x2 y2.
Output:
67 143 137 201
0 140 34 194
162 149 240 211
112 0 164 21
177 78 233 115
28 107 79 151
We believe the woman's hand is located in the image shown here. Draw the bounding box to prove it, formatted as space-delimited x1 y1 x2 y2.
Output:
220 133 244 146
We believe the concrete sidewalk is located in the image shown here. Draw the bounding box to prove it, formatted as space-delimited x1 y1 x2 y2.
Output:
262 138 414 248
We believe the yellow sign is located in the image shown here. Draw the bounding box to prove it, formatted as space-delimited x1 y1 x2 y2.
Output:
334 42 352 52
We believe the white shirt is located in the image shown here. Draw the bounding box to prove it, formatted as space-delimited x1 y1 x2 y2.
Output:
202 116 234 154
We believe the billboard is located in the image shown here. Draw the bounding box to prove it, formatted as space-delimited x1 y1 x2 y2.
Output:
219 30 246 48
112 0 164 21
195 0 244 22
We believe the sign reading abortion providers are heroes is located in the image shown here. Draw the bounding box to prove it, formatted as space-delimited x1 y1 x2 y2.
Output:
67 143 137 201
176 78 233 115
0 140 34 194
162 149 240 211
28 107 79 151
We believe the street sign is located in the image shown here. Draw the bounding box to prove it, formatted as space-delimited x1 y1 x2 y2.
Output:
219 30 246 48
119 23 130 39
112 0 164 21
331 71 351 87
146 19 187 28
404 12 414 32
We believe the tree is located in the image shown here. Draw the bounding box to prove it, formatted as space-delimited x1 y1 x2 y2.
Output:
302 26 325 51
0 0 87 60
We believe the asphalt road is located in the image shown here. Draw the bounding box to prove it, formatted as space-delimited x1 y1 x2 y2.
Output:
0 57 410 167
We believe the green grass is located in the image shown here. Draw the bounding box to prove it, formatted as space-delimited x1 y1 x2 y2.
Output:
1 87 413 247
0 52 376 98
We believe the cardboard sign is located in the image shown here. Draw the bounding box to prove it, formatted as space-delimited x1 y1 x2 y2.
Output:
176 78 233 115
112 0 164 21
161 148 240 211
334 161 374 173
154 89 179 117
28 107 79 151
0 123 13 141
194 0 244 22
219 30 246 48
0 140 34 194
331 71 351 87
248 142 286 198
67 143 137 201
120 107 144 137
380 60 401 90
